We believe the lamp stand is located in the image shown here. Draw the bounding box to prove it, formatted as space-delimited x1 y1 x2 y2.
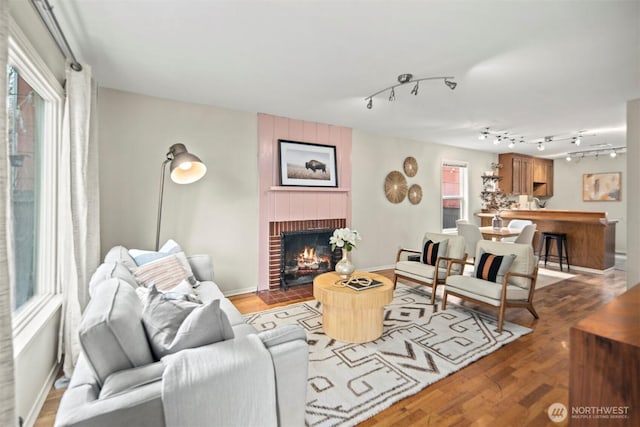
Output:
155 158 171 251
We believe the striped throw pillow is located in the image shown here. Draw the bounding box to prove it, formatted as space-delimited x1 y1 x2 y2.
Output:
475 251 516 283
422 239 448 266
133 255 191 292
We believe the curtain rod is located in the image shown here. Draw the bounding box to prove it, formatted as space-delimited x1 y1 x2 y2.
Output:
31 0 82 71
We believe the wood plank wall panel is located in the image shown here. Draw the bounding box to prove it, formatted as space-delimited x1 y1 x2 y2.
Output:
258 113 352 291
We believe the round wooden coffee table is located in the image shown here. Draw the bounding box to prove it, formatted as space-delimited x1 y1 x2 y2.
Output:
313 271 394 343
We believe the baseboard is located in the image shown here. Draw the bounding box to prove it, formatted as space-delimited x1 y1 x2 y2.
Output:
223 286 258 297
23 362 61 427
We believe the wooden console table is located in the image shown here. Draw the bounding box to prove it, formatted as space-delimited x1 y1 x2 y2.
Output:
569 284 640 426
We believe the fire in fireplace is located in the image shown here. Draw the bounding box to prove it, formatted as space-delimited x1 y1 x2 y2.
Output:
280 228 339 289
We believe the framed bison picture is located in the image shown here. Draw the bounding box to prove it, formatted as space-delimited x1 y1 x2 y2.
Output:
278 140 338 187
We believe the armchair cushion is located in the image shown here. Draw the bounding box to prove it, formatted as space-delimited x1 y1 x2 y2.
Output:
445 275 530 305
475 251 515 283
395 261 446 284
474 241 536 289
142 286 234 359
79 279 154 386
422 239 448 266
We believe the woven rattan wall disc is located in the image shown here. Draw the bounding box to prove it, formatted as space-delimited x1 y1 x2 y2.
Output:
408 184 423 205
384 171 408 203
403 156 418 177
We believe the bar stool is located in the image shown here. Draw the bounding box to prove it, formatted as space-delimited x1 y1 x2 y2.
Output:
538 232 570 271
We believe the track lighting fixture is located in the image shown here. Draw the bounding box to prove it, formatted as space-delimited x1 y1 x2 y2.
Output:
364 73 457 109
565 146 625 162
478 128 596 151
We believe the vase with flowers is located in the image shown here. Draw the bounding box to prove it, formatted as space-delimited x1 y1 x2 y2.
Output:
330 227 361 279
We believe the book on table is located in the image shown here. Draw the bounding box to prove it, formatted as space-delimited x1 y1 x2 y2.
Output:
345 278 384 291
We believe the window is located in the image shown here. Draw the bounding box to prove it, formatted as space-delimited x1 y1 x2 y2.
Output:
7 19 63 333
441 161 468 232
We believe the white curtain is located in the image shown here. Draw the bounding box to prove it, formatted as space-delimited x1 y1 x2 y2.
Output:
58 63 101 377
0 2 17 426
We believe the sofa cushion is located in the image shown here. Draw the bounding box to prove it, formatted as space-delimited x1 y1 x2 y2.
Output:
142 286 234 359
475 250 515 284
422 239 448 266
89 262 139 297
79 278 154 386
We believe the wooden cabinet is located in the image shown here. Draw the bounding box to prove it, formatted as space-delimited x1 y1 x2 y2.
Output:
533 157 554 197
499 153 533 195
499 153 553 196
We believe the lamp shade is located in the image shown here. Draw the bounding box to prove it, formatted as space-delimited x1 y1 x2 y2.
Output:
168 143 207 184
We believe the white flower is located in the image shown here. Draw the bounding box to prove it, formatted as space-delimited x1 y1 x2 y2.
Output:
330 227 361 252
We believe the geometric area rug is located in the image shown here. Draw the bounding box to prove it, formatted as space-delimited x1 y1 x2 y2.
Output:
245 283 532 427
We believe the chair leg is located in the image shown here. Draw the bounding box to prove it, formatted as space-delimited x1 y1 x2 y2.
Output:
430 284 437 304
527 303 539 319
563 236 571 272
442 290 448 310
544 236 550 267
556 236 564 271
393 274 398 290
497 305 506 333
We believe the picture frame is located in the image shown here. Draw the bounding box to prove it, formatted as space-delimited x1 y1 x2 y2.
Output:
278 140 338 187
582 172 622 201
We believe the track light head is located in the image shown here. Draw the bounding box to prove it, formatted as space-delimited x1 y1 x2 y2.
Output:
574 136 582 146
537 142 545 151
388 88 396 102
444 79 457 90
566 155 572 162
397 73 413 84
610 151 617 158
366 98 373 109
410 82 419 95
508 139 515 149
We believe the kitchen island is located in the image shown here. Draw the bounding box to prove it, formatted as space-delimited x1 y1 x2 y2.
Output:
476 209 617 270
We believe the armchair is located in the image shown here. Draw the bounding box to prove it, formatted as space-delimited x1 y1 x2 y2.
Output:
443 240 539 332
394 232 467 304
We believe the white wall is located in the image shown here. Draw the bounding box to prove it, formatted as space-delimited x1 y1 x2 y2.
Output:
552 154 627 253
627 98 640 287
98 89 259 295
351 129 496 269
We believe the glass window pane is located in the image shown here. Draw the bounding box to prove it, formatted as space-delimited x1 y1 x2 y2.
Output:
7 65 44 311
441 163 467 230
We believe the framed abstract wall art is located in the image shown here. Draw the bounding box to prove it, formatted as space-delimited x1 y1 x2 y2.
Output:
582 172 621 201
278 140 338 187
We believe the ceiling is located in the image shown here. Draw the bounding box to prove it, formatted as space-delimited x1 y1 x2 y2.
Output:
51 0 639 158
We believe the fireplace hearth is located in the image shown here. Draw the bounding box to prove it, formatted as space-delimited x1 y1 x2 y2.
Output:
280 228 339 290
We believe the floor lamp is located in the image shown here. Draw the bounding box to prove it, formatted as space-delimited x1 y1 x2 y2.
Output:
156 143 207 250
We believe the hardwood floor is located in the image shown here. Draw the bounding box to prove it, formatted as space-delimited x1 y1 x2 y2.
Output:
35 267 627 427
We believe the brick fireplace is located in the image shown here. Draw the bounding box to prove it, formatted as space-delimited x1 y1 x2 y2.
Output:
258 113 352 291
268 219 346 290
